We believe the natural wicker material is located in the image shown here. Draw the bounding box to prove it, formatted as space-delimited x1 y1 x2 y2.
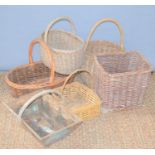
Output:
1 72 155 149
5 39 67 97
82 18 125 73
41 16 84 75
18 89 82 146
93 52 152 109
60 69 101 121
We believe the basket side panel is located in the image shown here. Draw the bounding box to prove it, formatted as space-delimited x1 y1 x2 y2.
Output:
93 58 151 109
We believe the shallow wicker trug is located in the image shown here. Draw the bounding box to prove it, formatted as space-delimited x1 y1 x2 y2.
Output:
5 39 67 97
60 69 101 121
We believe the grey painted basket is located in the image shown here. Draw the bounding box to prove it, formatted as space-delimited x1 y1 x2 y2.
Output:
41 16 84 75
18 89 82 146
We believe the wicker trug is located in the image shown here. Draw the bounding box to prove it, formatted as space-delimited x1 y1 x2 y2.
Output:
5 39 67 97
60 69 101 121
18 89 82 146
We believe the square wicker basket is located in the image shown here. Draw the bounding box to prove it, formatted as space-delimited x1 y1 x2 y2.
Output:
93 51 152 109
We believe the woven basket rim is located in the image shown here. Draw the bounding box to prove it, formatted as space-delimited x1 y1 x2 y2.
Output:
5 61 65 89
94 51 153 77
87 40 122 47
85 40 126 55
62 81 101 103
41 29 84 53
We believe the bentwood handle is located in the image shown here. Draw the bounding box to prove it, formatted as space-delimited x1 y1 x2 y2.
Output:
61 69 93 92
18 89 63 120
44 16 77 43
83 18 124 51
29 39 55 83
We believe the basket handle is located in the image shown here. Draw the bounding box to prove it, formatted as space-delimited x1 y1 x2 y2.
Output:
18 89 64 120
44 16 77 43
83 18 124 51
29 39 55 83
61 69 93 92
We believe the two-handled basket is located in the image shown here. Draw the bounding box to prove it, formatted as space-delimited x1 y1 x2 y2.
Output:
82 18 125 73
60 69 101 121
41 16 84 75
18 89 82 146
5 39 67 97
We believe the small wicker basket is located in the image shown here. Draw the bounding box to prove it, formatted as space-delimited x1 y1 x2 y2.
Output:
41 16 84 75
60 69 101 121
93 52 152 109
5 39 67 97
82 18 125 73
18 89 82 146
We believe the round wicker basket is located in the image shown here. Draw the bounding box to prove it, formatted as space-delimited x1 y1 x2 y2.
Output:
82 18 125 73
41 16 84 75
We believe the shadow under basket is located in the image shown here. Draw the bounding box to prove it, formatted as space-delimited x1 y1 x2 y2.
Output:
93 52 152 109
5 62 67 97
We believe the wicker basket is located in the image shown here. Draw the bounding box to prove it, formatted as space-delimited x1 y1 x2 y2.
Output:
60 69 101 121
82 18 125 73
93 52 152 109
5 39 67 97
18 89 82 146
41 16 84 75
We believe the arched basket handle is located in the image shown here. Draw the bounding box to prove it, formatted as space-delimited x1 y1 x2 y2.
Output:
44 16 77 43
83 18 124 51
61 69 93 93
18 89 64 120
29 39 55 84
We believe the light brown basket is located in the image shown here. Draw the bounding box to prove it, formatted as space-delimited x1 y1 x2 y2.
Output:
93 52 152 109
82 18 125 73
5 39 67 97
41 16 84 75
60 69 101 121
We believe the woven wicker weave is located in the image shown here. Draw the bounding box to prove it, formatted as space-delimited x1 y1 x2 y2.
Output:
5 39 67 97
41 16 84 75
60 69 101 121
82 18 125 73
93 52 152 109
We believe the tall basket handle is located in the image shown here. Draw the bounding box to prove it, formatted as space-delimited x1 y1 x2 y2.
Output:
18 89 64 120
44 16 77 43
83 18 124 51
29 39 55 83
61 69 93 93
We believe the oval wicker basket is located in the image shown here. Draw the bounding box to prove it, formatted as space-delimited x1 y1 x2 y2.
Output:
60 69 101 121
5 39 67 97
82 18 125 73
41 16 84 75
